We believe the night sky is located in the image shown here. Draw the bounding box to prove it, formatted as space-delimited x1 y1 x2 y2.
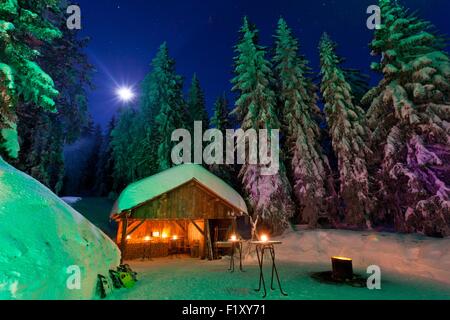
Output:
77 0 450 127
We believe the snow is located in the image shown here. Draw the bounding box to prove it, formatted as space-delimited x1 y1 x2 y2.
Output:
275 229 450 285
61 197 83 204
0 157 121 299
112 163 248 214
109 229 450 300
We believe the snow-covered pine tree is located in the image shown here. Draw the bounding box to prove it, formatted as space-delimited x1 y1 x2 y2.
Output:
273 17 337 227
232 17 295 234
344 68 371 109
0 0 61 158
149 43 186 171
319 33 373 228
211 93 231 131
187 74 209 129
14 4 93 193
111 108 142 191
209 93 237 187
362 0 450 236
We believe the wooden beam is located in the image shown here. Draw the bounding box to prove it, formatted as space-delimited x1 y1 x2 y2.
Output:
174 220 187 233
126 220 146 237
190 219 204 236
205 219 214 260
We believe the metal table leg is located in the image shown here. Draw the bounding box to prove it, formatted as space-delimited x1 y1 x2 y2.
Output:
229 242 235 272
239 242 244 272
269 246 287 296
254 245 267 298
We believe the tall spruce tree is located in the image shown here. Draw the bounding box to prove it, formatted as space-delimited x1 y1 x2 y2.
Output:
209 93 236 186
232 17 295 234
151 43 186 171
187 74 209 128
273 18 337 227
362 0 450 236
0 0 61 159
14 4 92 193
344 68 371 109
319 33 373 228
211 93 231 131
111 108 142 191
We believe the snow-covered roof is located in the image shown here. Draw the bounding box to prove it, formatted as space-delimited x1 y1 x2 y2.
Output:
112 164 248 215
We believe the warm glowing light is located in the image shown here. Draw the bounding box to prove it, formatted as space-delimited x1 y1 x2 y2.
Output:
260 234 269 242
152 231 160 238
126 235 131 240
230 234 237 242
162 232 168 239
332 256 352 261
116 87 135 102
172 235 178 241
144 236 151 242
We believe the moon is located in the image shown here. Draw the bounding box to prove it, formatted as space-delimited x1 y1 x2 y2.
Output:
116 87 135 102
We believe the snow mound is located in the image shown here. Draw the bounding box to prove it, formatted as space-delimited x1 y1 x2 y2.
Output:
0 158 121 299
275 229 450 285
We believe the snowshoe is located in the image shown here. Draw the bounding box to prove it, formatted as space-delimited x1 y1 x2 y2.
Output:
97 274 113 299
109 270 123 289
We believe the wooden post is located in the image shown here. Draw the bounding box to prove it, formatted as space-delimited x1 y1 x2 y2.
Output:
205 219 214 260
119 214 129 264
232 217 237 235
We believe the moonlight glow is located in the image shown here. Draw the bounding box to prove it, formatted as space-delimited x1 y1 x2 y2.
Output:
116 87 135 102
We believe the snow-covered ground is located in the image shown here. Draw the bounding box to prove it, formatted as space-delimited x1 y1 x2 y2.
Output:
276 229 450 285
0 158 120 299
110 256 450 300
110 230 450 300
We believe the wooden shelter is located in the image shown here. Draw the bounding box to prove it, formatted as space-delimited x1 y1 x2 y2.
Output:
111 164 248 261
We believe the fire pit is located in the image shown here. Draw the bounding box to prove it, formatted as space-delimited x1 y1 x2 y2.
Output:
331 256 353 281
311 256 366 287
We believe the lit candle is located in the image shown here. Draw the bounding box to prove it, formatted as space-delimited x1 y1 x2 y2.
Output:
144 236 151 242
230 234 237 242
260 234 269 242
172 235 178 241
